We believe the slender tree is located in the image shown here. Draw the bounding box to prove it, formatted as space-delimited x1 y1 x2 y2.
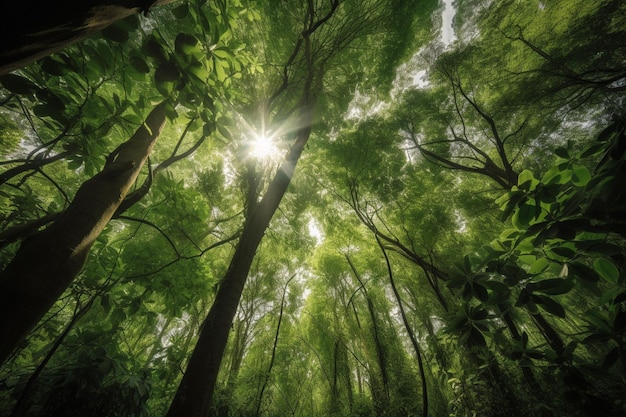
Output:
165 0 391 414
0 100 168 364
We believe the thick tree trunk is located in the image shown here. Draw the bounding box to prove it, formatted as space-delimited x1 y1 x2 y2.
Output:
0 0 177 75
0 101 167 365
165 104 314 417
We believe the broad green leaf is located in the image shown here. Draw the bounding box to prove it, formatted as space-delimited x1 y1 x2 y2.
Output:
550 245 576 258
593 258 619 284
214 59 227 82
0 74 38 94
41 56 71 76
512 202 535 229
579 143 605 159
533 295 566 318
143 36 168 63
172 3 189 18
517 169 535 190
529 257 549 275
571 165 591 186
213 47 233 59
472 283 489 302
217 124 232 140
187 61 210 81
482 280 509 294
555 147 569 159
155 62 179 83
531 278 574 295
130 56 151 74
175 33 200 56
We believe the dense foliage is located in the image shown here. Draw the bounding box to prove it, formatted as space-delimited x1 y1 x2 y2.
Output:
1 0 625 416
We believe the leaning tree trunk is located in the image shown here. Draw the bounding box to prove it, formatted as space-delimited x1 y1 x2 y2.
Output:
165 101 315 417
0 101 167 365
0 0 178 75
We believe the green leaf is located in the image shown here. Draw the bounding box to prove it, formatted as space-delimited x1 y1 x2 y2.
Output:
602 347 619 369
497 190 525 220
468 328 486 346
555 147 569 159
541 165 565 185
217 124 232 140
579 143 606 159
187 61 209 81
101 294 111 313
101 25 129 42
533 295 566 318
517 169 536 190
571 165 591 186
143 36 168 63
214 59 227 82
463 255 472 274
482 280 509 294
212 47 233 59
550 245 576 258
172 3 189 18
155 62 179 83
575 241 622 256
130 56 151 74
512 202 535 229
593 258 619 284
472 283 489 302
531 278 574 295
41 56 71 76
529 257 549 275
175 33 200 56
0 74 39 94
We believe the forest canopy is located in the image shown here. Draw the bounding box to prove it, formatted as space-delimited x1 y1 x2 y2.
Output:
1 1 625 416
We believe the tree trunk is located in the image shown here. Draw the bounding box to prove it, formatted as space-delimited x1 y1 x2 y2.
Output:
376 236 429 417
165 103 315 417
0 101 167 365
255 274 295 417
0 0 178 75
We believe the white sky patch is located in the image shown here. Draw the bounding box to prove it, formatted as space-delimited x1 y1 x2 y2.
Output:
454 209 467 233
399 129 420 164
391 53 430 97
222 150 238 187
307 217 323 246
345 88 389 121
441 0 457 48
390 0 458 97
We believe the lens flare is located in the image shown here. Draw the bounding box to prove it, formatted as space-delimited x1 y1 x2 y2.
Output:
250 134 278 159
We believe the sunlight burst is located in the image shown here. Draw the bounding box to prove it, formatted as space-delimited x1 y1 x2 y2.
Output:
250 133 279 159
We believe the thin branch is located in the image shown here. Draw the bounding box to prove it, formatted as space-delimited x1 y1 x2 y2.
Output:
114 215 181 257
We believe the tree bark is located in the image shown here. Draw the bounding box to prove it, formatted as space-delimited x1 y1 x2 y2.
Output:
0 0 178 75
0 101 167 365
165 102 315 417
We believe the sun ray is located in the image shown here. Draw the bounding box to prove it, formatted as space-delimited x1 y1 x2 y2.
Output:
250 133 278 159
